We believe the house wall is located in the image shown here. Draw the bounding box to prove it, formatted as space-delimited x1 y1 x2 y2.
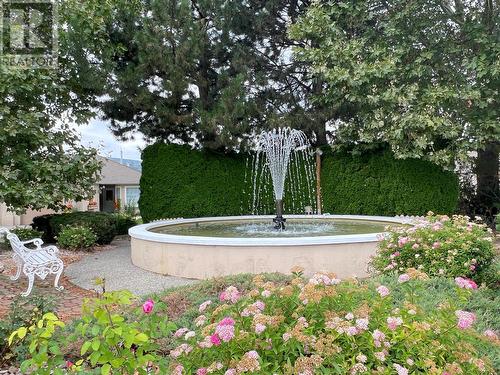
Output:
0 185 101 228
0 203 56 228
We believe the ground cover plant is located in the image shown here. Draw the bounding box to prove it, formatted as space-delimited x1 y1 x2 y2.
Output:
372 213 495 283
0 294 55 367
7 270 499 374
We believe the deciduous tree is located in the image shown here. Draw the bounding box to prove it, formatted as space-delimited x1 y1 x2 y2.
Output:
290 0 499 219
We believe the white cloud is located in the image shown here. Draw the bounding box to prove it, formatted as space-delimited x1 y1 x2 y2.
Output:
75 118 147 160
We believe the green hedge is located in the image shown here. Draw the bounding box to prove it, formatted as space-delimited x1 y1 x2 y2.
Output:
32 212 117 245
320 149 459 216
140 144 248 222
140 144 459 222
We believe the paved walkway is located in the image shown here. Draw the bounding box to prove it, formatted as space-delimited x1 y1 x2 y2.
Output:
0 249 95 321
66 237 196 296
0 237 195 322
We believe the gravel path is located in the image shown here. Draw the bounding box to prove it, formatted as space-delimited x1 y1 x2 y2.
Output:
66 237 196 296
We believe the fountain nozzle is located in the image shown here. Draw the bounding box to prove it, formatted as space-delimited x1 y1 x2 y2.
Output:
273 199 286 230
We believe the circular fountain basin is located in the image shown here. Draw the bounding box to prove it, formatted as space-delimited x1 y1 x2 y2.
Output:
129 215 406 279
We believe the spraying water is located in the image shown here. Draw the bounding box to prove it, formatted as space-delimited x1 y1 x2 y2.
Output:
249 127 316 230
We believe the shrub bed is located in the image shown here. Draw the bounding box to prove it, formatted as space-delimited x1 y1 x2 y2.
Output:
168 270 496 374
8 271 499 374
0 295 55 367
32 212 117 245
371 213 495 282
139 144 459 222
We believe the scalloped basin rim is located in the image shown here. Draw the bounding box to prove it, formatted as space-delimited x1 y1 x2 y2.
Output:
128 215 407 247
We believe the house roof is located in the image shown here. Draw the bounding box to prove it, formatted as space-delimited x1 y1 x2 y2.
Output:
97 157 141 185
109 157 142 172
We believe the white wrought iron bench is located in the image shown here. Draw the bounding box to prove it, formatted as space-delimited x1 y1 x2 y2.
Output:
0 227 64 297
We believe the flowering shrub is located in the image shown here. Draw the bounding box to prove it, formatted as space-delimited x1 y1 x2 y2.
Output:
9 289 177 374
371 213 494 281
56 225 97 250
169 268 497 374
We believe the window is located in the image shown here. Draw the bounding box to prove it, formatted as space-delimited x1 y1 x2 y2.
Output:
125 186 140 207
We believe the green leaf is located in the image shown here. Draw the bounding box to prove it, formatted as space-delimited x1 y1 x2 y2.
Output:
43 312 58 321
135 333 148 343
81 340 91 356
17 327 27 339
101 364 111 375
91 339 100 351
90 351 101 367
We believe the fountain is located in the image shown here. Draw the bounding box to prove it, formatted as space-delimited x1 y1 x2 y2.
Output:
128 127 408 279
254 128 311 230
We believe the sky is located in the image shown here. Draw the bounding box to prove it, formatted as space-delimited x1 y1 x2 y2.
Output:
76 118 147 161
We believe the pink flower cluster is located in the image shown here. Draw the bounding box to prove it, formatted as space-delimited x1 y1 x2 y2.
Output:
393 363 409 375
241 300 265 317
455 310 476 330
142 299 154 314
398 274 410 283
212 316 235 343
483 329 498 340
398 236 409 247
372 329 390 348
255 323 266 334
376 285 390 297
219 286 241 304
170 343 193 358
198 300 212 313
387 316 403 331
309 273 341 286
454 277 478 290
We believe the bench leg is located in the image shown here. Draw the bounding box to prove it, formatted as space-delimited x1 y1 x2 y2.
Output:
10 262 21 281
21 273 34 297
54 263 64 291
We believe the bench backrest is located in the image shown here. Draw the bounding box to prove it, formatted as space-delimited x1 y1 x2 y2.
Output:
0 229 30 259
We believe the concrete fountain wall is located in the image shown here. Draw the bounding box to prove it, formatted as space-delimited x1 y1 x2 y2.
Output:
129 215 407 279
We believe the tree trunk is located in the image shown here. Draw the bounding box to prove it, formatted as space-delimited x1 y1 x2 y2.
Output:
476 141 499 225
312 75 328 146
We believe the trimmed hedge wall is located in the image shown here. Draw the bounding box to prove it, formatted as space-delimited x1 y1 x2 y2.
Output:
139 144 459 222
139 144 248 222
320 149 459 216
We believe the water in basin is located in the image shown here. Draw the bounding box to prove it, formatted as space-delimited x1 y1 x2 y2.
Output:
150 218 388 238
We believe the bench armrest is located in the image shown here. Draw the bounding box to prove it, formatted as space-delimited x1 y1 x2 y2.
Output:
22 238 44 247
42 245 60 256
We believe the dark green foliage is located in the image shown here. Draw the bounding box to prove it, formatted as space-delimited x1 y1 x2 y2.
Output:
0 294 56 366
140 144 459 221
32 212 117 245
113 213 138 235
31 214 53 242
64 0 328 151
139 144 248 222
321 149 459 216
